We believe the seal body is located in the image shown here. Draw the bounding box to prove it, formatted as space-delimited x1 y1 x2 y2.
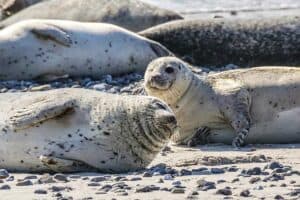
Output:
145 57 300 147
0 0 183 32
0 19 171 81
0 88 177 172
140 16 300 67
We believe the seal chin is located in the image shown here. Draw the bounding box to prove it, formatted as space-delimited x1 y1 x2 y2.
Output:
147 76 174 91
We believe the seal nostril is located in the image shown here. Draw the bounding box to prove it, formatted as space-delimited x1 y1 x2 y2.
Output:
169 116 176 123
165 67 174 74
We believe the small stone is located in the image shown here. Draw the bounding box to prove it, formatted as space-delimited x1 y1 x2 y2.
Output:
6 176 14 181
50 186 72 192
93 83 107 91
240 189 250 197
288 189 300 196
172 180 181 186
227 166 239 172
253 185 264 190
157 178 164 183
249 177 261 184
69 175 81 179
267 162 283 170
30 84 52 91
197 179 216 191
38 174 56 184
24 175 38 180
232 178 240 183
130 177 142 181
216 188 232 196
54 174 68 182
217 179 226 184
171 187 185 194
88 183 100 187
245 167 262 175
16 180 33 186
280 183 287 187
0 184 11 190
0 169 9 179
34 189 48 194
142 172 152 177
274 195 284 200
90 176 106 182
180 169 192 176
290 180 296 184
211 168 225 174
164 174 173 180
136 185 160 193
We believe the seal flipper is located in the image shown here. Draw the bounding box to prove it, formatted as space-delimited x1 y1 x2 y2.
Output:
212 78 251 148
8 96 76 130
40 155 97 173
30 23 72 47
187 127 211 147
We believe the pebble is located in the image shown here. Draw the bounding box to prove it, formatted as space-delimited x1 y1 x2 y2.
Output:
38 174 56 184
211 168 225 174
249 177 261 184
253 185 264 190
274 195 284 200
164 174 173 180
88 182 101 187
217 179 226 184
130 177 142 181
244 167 262 176
157 178 164 183
288 189 300 196
0 169 9 179
90 176 106 182
180 169 192 176
69 175 81 179
6 176 14 182
143 172 152 177
197 179 216 191
171 187 185 194
54 174 69 182
240 189 250 197
34 189 48 194
216 187 232 196
267 162 283 170
24 175 38 180
50 186 72 192
136 185 160 193
232 178 240 183
30 84 52 91
172 180 181 186
16 180 33 186
0 184 11 190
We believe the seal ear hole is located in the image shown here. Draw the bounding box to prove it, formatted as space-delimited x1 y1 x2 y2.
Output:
165 67 174 74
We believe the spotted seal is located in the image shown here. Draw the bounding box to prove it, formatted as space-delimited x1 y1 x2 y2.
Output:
0 0 183 32
0 19 171 81
145 57 300 147
0 88 177 172
140 16 300 67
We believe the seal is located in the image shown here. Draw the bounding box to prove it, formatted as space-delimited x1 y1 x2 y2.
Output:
0 19 171 81
0 0 183 32
144 57 300 147
0 88 177 173
0 0 43 19
140 16 300 67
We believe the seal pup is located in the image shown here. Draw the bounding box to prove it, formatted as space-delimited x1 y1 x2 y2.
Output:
140 16 300 67
145 57 300 147
0 0 183 32
0 19 171 81
0 0 44 19
0 88 177 172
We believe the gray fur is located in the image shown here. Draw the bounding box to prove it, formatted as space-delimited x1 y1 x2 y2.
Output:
0 88 177 172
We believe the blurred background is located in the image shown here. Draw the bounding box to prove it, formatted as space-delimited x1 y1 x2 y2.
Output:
141 0 300 19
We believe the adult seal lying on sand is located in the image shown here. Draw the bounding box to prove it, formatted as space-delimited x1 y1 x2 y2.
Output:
0 19 171 81
0 88 177 172
0 0 44 19
0 0 183 32
140 16 300 67
145 57 300 147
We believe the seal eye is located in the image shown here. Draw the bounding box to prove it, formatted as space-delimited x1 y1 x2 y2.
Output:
165 67 174 74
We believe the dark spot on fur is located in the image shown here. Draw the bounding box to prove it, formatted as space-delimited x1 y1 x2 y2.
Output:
90 128 95 131
20 160 24 163
101 161 106 164
68 134 72 138
273 103 278 108
103 132 110 136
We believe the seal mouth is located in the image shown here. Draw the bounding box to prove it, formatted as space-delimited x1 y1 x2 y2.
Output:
147 75 174 91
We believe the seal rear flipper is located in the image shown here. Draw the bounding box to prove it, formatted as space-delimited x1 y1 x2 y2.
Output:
39 155 97 173
30 23 72 47
7 96 76 130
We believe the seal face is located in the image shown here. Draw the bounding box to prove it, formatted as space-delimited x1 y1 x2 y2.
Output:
0 0 183 31
145 57 300 147
0 19 171 81
0 88 177 173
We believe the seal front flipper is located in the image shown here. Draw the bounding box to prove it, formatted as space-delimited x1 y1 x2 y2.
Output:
187 127 211 147
7 96 76 130
30 23 72 47
213 79 251 148
40 155 97 173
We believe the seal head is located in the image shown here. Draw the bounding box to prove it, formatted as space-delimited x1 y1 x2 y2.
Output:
145 57 193 105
